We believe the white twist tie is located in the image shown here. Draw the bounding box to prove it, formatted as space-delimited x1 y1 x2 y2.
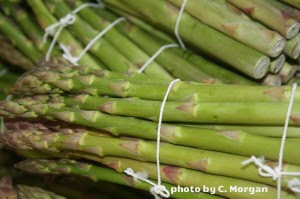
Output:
125 168 170 199
288 179 300 193
43 3 101 62
242 156 281 181
124 79 180 199
242 84 300 198
138 44 179 73
174 0 187 49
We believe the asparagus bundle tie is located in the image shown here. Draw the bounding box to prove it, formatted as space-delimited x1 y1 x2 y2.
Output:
243 83 300 197
43 2 101 62
125 168 170 199
123 79 180 199
174 0 187 49
138 0 187 74
288 179 300 193
138 44 179 73
61 17 126 65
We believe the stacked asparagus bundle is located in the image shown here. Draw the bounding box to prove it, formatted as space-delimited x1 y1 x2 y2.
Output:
0 62 299 198
104 0 300 85
0 0 260 85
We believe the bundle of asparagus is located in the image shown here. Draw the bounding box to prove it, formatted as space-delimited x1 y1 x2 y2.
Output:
0 62 299 198
0 0 260 85
104 0 300 83
0 0 295 85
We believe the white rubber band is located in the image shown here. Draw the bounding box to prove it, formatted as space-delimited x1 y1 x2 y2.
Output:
61 17 126 65
174 0 187 49
43 3 101 61
125 79 180 199
138 44 179 73
242 84 300 197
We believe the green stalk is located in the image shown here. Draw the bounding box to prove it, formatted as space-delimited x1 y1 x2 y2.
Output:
6 4 61 56
0 38 34 70
43 0 140 73
267 0 300 22
284 34 300 59
2 99 300 164
279 62 298 83
90 4 255 84
4 130 300 188
261 74 282 86
49 94 300 126
12 68 300 103
17 185 66 199
0 12 41 63
26 0 103 69
101 157 296 199
228 0 300 39
42 63 170 84
105 0 270 79
186 124 300 138
66 0 173 80
169 0 286 57
278 0 300 9
269 54 286 74
15 159 221 199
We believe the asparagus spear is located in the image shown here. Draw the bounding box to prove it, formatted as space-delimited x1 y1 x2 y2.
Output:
187 124 300 138
267 0 300 22
261 74 282 86
0 35 34 70
26 0 103 69
278 0 300 9
269 54 286 73
3 129 300 187
2 99 300 164
105 0 270 79
11 68 300 102
227 0 300 39
100 157 296 199
65 0 173 80
279 62 298 83
284 34 300 59
168 0 286 57
15 159 222 199
0 12 42 63
17 185 66 199
44 94 300 125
